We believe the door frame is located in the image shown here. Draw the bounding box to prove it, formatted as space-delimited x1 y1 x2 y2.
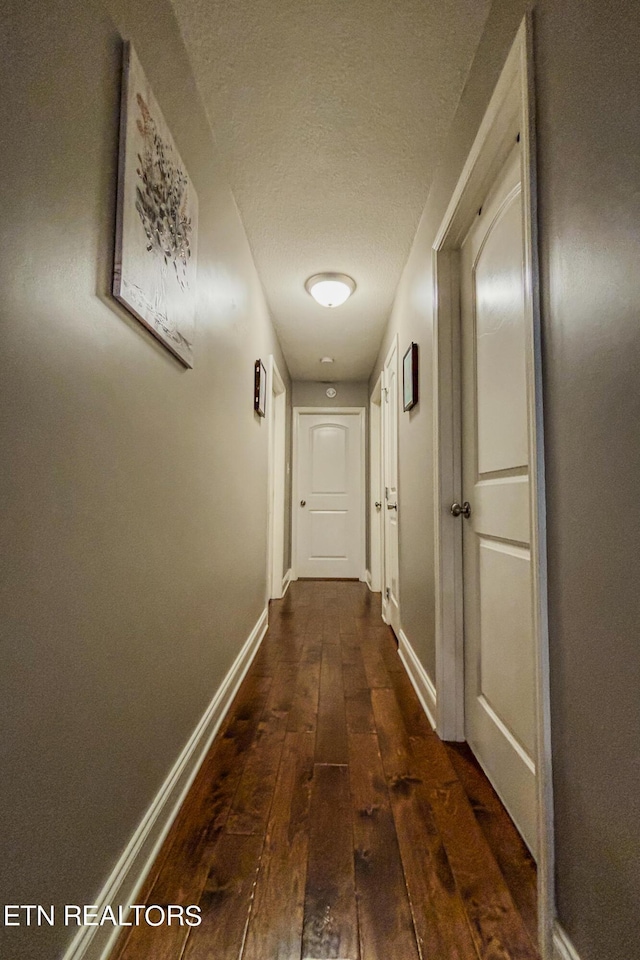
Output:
291 406 366 581
368 374 383 593
266 356 287 600
381 334 400 630
431 18 555 958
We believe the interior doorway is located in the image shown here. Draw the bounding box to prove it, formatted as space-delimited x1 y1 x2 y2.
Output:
292 407 365 580
432 19 554 956
460 139 537 853
368 374 383 593
267 356 287 600
382 336 400 635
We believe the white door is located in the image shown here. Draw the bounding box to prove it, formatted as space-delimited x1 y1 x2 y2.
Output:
460 142 537 855
382 340 400 634
294 409 364 579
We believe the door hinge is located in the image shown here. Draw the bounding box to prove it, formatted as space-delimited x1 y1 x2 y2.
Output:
385 587 390 600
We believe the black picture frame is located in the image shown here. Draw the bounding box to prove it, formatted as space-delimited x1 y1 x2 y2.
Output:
403 342 419 411
254 359 267 417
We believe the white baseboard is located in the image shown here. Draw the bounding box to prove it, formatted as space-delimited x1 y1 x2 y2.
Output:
62 607 269 960
281 568 292 597
364 569 372 590
553 922 582 960
398 629 437 730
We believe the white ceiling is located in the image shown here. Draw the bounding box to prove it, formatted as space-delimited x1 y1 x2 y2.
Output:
170 0 491 380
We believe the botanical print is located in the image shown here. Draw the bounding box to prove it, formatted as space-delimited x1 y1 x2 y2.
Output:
113 44 198 367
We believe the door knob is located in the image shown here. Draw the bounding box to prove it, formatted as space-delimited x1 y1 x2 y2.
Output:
300 500 306 507
450 501 471 519
387 502 398 511
375 501 382 510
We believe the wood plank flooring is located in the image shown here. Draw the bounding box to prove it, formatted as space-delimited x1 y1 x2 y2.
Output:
112 579 538 960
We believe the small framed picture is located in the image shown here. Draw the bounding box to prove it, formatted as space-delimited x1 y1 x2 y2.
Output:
254 359 267 417
403 342 419 411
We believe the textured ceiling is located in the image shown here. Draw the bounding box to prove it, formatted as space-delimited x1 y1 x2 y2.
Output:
170 0 491 379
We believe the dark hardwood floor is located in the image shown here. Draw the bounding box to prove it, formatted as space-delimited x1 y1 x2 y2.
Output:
112 579 538 960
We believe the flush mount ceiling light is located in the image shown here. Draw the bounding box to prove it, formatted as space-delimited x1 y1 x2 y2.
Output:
320 356 334 364
305 273 356 308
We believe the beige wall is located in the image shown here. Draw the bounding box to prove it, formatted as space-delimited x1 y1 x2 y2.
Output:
292 380 369 408
535 2 640 956
369 0 536 680
371 0 640 957
0 1 289 958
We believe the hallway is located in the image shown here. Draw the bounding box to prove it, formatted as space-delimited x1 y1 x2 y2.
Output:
2 2 639 958
113 580 538 960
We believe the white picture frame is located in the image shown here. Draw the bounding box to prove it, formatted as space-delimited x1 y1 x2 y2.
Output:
113 43 198 367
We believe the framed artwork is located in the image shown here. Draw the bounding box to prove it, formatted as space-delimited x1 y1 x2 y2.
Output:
113 43 198 367
403 342 419 411
254 360 267 417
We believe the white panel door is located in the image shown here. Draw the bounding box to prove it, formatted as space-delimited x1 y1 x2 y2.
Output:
295 410 363 578
382 339 400 635
461 143 538 855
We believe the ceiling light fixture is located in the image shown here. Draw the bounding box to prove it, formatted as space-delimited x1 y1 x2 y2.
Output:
305 273 356 308
320 356 334 364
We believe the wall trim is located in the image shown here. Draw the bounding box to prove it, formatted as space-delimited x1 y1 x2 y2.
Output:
553 923 582 960
62 607 269 960
398 629 437 730
281 568 293 597
365 569 373 590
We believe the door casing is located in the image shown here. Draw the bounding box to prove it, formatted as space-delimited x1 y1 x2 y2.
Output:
266 356 287 599
381 336 400 634
432 17 555 958
368 374 383 593
291 407 366 581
